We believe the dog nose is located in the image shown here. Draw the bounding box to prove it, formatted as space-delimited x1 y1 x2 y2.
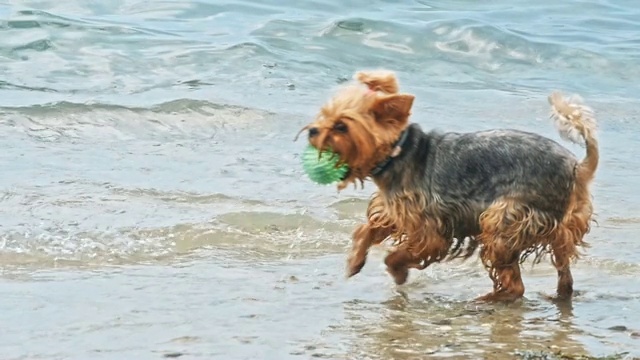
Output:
308 127 319 138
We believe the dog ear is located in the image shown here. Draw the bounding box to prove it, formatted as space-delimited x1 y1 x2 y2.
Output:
372 93 415 125
355 70 399 94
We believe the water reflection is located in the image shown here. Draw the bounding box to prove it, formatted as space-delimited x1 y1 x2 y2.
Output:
342 291 589 359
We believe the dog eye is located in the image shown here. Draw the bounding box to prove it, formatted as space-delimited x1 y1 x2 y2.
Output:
333 122 348 133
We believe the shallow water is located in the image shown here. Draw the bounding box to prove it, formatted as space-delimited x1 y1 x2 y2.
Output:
1 0 640 359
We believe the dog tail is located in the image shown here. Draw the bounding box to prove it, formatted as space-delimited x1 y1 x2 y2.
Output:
548 91 599 182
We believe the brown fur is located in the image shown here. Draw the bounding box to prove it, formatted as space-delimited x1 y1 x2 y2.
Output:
304 70 599 302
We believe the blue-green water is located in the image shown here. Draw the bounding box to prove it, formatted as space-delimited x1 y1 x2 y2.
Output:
1 1 639 359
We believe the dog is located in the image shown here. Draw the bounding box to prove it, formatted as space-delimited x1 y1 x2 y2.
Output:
301 70 598 302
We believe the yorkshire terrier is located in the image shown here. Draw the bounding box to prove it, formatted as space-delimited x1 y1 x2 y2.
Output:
301 70 598 302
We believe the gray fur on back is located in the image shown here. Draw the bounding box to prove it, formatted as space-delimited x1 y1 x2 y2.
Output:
375 123 579 239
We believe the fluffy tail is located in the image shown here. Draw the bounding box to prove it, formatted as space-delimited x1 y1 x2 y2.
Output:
548 91 599 183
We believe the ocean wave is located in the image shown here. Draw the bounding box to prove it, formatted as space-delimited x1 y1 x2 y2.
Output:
0 99 277 140
2 200 638 274
0 211 353 268
0 98 269 114
424 19 634 77
2 1 639 109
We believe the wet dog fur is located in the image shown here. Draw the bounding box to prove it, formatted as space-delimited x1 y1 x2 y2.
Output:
302 70 598 302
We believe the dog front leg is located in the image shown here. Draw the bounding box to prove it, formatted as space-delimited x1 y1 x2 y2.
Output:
346 222 393 278
384 234 449 285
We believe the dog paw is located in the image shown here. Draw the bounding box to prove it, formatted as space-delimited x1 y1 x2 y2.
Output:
541 291 574 303
474 291 524 303
474 293 495 302
346 262 365 278
346 254 366 278
386 266 409 285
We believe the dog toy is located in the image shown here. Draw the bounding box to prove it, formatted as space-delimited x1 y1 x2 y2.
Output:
301 145 349 184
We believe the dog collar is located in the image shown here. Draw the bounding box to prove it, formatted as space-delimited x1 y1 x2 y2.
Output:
370 127 410 177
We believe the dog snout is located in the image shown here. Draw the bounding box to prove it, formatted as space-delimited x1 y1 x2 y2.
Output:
308 127 319 138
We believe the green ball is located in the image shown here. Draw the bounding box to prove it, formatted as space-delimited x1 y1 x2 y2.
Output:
301 145 350 185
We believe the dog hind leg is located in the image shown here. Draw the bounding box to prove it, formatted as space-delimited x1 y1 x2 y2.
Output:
476 199 535 302
549 185 593 300
476 254 525 302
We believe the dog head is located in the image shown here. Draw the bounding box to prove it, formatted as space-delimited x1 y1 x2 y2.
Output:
300 70 415 189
